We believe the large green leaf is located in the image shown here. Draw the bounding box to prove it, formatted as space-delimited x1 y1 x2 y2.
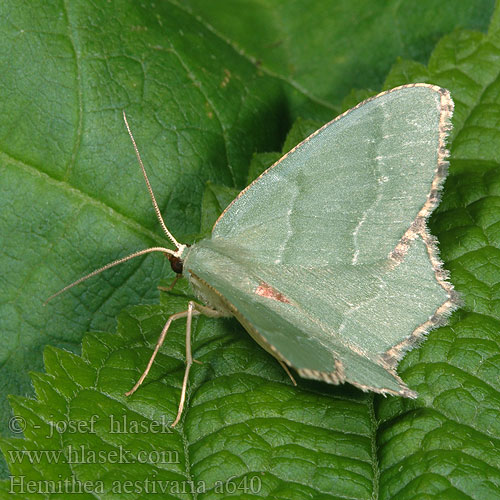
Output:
184 0 495 117
1 0 500 497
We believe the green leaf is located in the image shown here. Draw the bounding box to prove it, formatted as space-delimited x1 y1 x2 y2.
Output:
183 0 495 116
1 0 500 497
199 182 240 238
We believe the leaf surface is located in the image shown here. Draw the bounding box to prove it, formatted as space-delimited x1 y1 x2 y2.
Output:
1 1 500 497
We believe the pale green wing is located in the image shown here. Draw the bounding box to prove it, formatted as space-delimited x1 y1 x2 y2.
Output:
185 235 450 394
184 84 458 392
212 84 452 266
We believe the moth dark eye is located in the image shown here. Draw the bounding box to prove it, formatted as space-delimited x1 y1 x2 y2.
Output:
169 256 183 274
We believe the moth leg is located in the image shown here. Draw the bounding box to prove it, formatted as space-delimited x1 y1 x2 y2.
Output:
158 274 181 293
158 276 203 363
172 301 224 427
125 308 191 397
277 359 297 386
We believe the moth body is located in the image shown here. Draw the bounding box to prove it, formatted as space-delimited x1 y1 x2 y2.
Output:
48 85 459 427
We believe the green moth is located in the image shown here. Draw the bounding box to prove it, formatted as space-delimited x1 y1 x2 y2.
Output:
48 83 459 427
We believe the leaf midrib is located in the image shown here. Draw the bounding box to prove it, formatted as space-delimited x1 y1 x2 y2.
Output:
1 151 168 246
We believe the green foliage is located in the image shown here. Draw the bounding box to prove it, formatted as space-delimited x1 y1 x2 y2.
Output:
199 182 240 238
1 0 499 498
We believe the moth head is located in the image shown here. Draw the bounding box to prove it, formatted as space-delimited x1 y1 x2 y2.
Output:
167 253 184 275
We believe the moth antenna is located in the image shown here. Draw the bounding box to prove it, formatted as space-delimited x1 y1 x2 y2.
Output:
44 247 176 305
122 111 185 255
